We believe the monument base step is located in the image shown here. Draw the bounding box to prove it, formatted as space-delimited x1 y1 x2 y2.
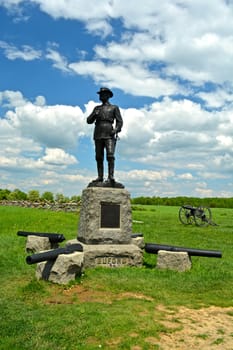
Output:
67 239 143 269
35 239 143 284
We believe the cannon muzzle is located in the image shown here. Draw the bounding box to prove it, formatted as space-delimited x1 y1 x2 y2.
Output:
26 243 83 265
131 233 143 238
145 243 222 258
17 231 66 243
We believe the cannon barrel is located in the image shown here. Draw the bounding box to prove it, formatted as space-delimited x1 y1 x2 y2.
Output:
17 231 66 243
131 233 143 238
145 243 222 258
26 243 83 265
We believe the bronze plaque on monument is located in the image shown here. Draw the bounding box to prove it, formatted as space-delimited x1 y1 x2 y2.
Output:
101 202 120 228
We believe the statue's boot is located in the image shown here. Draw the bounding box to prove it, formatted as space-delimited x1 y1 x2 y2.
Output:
107 159 115 182
94 161 104 182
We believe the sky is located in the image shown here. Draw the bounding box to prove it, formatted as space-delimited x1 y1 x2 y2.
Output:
1 0 233 198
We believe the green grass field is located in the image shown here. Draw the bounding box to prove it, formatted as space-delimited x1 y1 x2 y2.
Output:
0 205 232 349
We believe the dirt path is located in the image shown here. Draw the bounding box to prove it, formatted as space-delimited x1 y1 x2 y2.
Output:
154 305 233 350
47 285 233 349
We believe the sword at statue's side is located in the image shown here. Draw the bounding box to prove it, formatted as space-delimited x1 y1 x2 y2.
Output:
113 132 120 152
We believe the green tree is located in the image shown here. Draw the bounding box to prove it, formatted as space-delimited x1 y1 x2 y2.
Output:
8 188 27 200
70 195 81 203
28 190 40 202
55 193 66 203
0 189 11 200
41 191 54 202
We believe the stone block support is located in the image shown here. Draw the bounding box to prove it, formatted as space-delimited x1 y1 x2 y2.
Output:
36 251 84 285
26 236 53 254
156 250 192 272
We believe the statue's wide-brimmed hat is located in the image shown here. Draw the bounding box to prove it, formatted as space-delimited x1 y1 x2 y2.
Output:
97 87 113 97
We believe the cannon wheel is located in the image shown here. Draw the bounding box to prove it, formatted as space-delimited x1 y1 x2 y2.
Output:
194 206 212 226
179 206 195 225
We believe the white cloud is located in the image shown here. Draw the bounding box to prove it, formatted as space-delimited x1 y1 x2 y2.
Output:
31 0 112 20
35 95 46 106
2 94 87 149
119 169 174 181
178 173 194 180
45 47 70 72
216 135 233 148
212 153 233 173
0 90 26 108
197 88 233 108
40 148 78 166
69 61 179 98
94 32 167 62
0 41 41 60
118 98 217 166
0 90 87 194
0 0 23 6
85 19 112 37
65 1 233 86
29 0 113 36
195 187 214 197
186 163 205 170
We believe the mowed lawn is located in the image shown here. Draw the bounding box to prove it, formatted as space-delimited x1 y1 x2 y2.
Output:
0 205 232 349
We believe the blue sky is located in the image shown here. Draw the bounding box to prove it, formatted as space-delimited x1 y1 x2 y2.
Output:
1 0 233 198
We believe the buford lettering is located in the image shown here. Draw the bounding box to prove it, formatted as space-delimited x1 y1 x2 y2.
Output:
95 256 130 266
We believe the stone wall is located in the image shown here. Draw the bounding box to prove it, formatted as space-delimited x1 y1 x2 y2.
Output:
0 200 80 212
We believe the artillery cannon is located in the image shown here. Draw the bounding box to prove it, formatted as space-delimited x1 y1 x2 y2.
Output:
26 243 83 265
17 231 66 243
178 205 217 226
145 243 222 258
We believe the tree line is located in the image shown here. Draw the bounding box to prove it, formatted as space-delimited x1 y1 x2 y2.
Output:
0 188 81 203
131 196 233 208
1 188 233 208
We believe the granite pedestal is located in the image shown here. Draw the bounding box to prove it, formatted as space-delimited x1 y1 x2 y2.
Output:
74 187 143 269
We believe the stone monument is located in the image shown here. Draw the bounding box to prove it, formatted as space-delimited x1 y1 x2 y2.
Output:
68 87 143 269
27 88 142 284
73 186 143 269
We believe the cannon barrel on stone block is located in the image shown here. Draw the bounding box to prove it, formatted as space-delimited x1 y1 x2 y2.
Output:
17 231 66 243
145 243 222 258
26 243 83 265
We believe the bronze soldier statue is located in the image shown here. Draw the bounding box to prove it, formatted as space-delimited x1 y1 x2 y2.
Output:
87 87 123 185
